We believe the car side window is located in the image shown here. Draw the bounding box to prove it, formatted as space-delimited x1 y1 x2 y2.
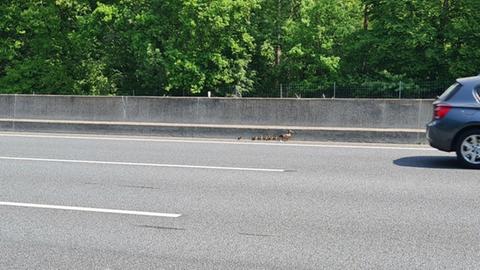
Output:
475 86 480 101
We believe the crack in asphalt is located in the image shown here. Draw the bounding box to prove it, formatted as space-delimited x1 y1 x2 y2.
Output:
84 182 162 190
136 225 186 231
238 232 274 237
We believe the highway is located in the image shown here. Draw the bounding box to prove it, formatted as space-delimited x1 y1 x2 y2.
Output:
0 132 479 269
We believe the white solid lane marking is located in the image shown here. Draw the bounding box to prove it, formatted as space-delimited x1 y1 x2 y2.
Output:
0 201 181 218
0 156 287 173
0 132 435 151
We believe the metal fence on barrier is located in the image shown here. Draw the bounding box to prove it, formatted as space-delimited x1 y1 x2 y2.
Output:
24 80 453 99
243 82 452 99
210 80 452 99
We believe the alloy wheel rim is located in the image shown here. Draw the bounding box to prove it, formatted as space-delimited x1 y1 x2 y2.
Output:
461 135 480 165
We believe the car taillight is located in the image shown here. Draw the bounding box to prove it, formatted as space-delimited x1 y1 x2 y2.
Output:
433 104 451 120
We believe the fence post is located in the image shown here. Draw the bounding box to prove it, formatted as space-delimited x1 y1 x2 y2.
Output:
333 82 336 99
280 83 283 98
399 81 403 99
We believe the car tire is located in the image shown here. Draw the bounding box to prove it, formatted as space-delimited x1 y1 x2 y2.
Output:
456 129 480 169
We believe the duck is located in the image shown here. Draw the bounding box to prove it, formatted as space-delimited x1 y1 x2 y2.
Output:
279 130 295 141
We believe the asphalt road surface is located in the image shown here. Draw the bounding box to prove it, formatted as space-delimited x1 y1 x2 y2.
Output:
0 132 479 270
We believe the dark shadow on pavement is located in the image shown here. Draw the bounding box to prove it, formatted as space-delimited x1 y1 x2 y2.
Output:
393 156 467 170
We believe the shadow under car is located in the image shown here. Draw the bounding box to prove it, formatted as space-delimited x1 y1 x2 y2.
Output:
393 156 468 170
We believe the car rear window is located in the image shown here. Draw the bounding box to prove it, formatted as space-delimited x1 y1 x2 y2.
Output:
438 83 462 101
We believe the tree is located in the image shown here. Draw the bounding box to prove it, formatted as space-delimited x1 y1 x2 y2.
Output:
444 0 480 78
0 1 83 94
341 0 480 83
0 0 478 97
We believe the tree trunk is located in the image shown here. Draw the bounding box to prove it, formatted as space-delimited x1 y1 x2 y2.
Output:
439 0 450 42
363 4 369 30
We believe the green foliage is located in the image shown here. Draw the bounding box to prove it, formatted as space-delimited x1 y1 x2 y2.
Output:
0 0 479 96
356 71 420 98
280 0 361 83
342 0 480 83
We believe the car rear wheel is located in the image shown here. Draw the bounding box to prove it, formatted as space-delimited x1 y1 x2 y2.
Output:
456 129 480 169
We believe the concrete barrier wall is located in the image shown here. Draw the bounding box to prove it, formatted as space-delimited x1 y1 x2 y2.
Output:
0 95 434 129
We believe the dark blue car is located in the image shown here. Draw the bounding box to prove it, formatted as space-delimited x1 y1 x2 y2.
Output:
427 75 480 168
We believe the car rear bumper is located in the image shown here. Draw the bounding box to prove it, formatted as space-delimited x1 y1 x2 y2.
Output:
427 121 455 152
